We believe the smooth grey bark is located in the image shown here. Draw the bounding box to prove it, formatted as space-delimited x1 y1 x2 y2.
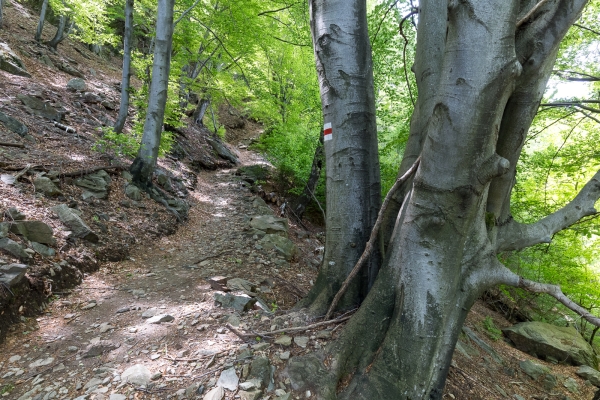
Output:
300 0 598 399
192 98 209 125
114 0 135 134
290 130 324 221
299 0 381 315
34 0 49 42
45 14 69 49
130 0 175 188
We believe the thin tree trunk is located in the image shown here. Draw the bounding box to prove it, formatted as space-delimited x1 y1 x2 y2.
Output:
130 0 175 188
114 0 135 134
289 130 324 221
299 0 381 315
45 14 69 49
0 0 5 30
192 98 209 126
35 0 49 42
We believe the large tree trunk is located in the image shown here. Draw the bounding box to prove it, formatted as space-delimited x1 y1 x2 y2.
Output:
299 0 381 315
34 0 49 42
130 0 175 188
289 130 324 221
293 0 595 398
114 0 135 134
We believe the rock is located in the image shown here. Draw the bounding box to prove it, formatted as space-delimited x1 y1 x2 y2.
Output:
294 336 309 348
249 215 288 236
146 314 174 324
83 377 103 390
109 395 127 400
564 377 579 393
236 165 271 184
0 42 31 77
0 222 9 238
203 386 224 400
98 322 114 333
39 54 55 68
503 321 597 368
5 207 26 220
576 365 600 387
141 308 158 319
30 242 56 257
52 204 99 243
9 355 21 362
248 357 271 389
259 234 298 261
82 340 120 358
217 367 239 390
17 94 62 122
33 176 62 197
285 355 329 392
0 110 28 136
278 351 290 361
58 62 84 78
82 92 102 103
206 136 239 164
0 263 28 286
10 220 55 244
29 357 54 368
519 360 550 380
125 184 143 201
239 389 262 400
0 238 30 259
75 170 111 199
463 327 504 364
227 278 254 292
122 364 152 386
67 78 87 91
208 276 228 291
0 174 15 186
274 335 292 346
101 100 116 110
214 292 257 312
542 373 557 391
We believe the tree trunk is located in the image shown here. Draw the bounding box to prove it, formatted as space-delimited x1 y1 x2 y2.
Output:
34 0 49 42
0 0 4 30
130 0 175 188
294 0 594 398
45 14 69 49
192 98 210 126
114 0 135 134
289 130 324 221
298 0 381 315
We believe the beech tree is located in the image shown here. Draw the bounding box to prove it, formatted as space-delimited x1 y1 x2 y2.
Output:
295 0 600 399
113 0 134 134
130 0 174 187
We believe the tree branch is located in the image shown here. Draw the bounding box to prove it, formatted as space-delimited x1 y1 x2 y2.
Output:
553 69 600 82
257 3 299 16
541 102 600 114
574 23 600 37
324 157 421 320
496 169 600 252
174 0 202 26
516 0 552 28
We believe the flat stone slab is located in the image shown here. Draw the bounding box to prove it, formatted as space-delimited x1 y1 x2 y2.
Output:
0 263 28 287
146 314 174 324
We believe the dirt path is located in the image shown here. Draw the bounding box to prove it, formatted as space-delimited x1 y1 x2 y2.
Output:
0 151 322 400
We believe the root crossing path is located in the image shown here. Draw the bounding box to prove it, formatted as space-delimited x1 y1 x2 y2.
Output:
0 151 323 400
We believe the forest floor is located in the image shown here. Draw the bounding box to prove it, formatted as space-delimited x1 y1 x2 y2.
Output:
1 0 599 399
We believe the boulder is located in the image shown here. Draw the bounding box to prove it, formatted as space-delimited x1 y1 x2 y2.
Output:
17 94 62 122
52 204 99 243
125 184 142 201
121 364 151 386
0 238 30 259
33 176 62 196
249 215 288 236
82 92 101 104
519 360 550 380
58 62 84 78
0 263 28 286
206 136 239 164
30 242 56 257
67 78 87 91
0 110 28 136
576 365 600 387
503 321 597 368
217 367 239 390
259 234 297 261
10 220 55 245
248 357 272 389
74 170 111 199
214 292 256 312
0 43 31 77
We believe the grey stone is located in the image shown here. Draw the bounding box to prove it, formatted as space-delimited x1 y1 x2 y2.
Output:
274 335 292 346
122 364 152 386
83 377 103 390
203 386 224 400
82 92 102 103
214 292 257 312
0 238 30 259
39 54 55 68
146 314 174 324
17 94 62 122
206 136 239 164
217 367 239 390
259 234 297 261
185 382 201 398
75 170 111 199
248 357 271 389
239 389 262 400
33 176 62 196
10 220 55 244
0 222 10 238
285 354 329 392
576 365 600 387
67 78 87 91
0 110 28 136
109 395 127 400
0 43 31 77
227 278 254 292
141 308 158 319
52 204 99 243
249 216 288 236
82 341 120 358
463 327 503 364
503 321 597 368
542 373 557 391
30 242 55 257
58 62 84 78
278 351 290 361
6 207 26 220
0 174 15 185
125 184 142 201
29 357 54 369
293 336 309 348
519 359 550 380
564 377 579 393
236 165 270 184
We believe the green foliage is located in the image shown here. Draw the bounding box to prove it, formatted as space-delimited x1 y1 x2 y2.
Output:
481 316 503 341
0 384 15 395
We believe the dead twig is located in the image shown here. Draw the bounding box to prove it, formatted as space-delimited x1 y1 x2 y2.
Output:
0 142 25 148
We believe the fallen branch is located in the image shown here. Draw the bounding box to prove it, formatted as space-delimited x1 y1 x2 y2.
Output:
226 313 353 339
325 157 421 319
53 121 76 133
0 142 25 148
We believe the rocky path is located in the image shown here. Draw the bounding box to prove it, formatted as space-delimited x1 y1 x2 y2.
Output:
0 151 323 400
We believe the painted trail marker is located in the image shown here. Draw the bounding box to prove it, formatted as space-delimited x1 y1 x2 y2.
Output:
324 122 332 141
